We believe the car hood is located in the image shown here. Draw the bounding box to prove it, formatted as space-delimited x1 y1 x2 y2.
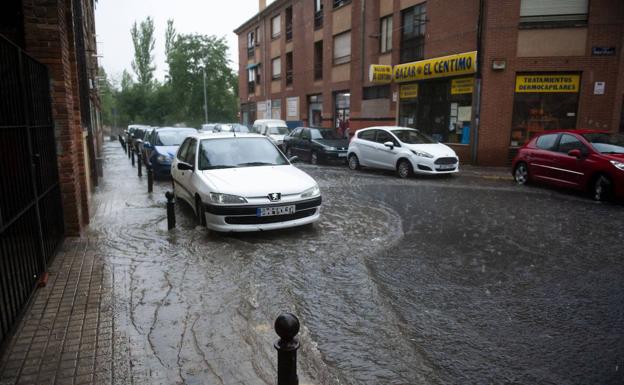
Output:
313 139 349 148
154 145 179 158
604 153 624 161
201 165 317 196
403 143 457 158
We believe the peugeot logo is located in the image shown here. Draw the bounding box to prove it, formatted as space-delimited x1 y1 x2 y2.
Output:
268 193 281 202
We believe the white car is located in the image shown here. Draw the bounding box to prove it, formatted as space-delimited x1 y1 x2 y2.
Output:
347 126 459 178
171 132 321 232
252 119 289 148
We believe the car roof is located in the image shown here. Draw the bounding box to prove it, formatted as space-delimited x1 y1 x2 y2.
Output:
253 119 286 125
189 132 267 140
357 126 417 132
533 129 612 136
156 126 196 131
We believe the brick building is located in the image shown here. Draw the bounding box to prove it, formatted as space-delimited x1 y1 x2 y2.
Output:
1 0 103 234
235 0 624 166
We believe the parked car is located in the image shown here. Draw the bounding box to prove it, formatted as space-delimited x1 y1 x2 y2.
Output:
214 123 250 133
283 127 349 164
142 126 197 178
252 119 289 148
171 132 322 232
347 126 459 178
512 130 624 201
200 123 218 132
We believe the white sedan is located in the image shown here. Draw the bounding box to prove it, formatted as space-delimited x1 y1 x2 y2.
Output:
347 126 459 178
171 132 321 232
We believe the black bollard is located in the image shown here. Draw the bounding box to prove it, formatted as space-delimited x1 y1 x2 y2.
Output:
127 141 131 158
147 164 154 193
274 313 300 385
165 191 175 230
131 149 135 166
137 152 142 177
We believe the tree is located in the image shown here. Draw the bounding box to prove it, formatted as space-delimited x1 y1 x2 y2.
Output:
131 16 156 89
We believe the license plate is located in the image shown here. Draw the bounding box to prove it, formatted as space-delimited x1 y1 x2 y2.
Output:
338 153 347 157
257 205 296 217
437 164 456 170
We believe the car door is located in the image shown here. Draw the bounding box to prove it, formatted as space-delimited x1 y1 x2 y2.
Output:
374 130 400 169
286 128 301 155
356 129 378 167
528 133 559 183
549 134 590 188
173 138 194 202
299 128 313 160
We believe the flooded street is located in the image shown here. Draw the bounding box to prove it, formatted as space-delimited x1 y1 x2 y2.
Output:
90 142 623 385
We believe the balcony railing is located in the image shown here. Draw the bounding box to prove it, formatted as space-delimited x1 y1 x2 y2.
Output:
314 11 323 29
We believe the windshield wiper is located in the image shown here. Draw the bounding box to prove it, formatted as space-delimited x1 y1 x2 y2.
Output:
200 165 237 170
237 162 276 167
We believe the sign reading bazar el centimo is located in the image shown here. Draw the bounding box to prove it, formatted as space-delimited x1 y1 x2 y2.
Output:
393 51 477 83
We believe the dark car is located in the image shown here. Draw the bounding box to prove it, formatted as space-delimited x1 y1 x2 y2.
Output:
142 127 197 178
283 127 349 164
511 129 624 201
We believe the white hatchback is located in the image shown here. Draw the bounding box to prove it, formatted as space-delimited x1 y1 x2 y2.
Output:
171 133 321 232
347 126 459 178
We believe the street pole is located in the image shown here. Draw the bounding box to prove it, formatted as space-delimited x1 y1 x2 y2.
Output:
203 70 208 124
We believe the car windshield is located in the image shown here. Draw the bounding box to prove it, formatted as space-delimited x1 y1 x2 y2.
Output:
156 130 195 146
198 137 288 170
582 133 624 154
268 126 289 135
311 128 341 140
391 129 437 144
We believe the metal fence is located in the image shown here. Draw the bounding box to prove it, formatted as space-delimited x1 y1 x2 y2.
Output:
0 35 64 346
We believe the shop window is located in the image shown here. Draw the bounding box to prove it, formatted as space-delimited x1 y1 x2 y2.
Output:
314 41 323 80
314 0 323 29
401 3 426 63
363 85 390 100
271 15 281 39
308 94 323 127
272 57 281 80
333 31 351 65
247 31 255 58
536 134 558 150
335 91 350 135
285 7 293 41
271 99 281 119
520 0 588 26
286 52 293 86
380 15 392 54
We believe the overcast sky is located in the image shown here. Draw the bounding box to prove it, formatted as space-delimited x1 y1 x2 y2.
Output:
95 0 275 83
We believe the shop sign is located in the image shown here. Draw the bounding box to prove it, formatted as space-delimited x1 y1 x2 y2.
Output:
400 84 418 99
592 47 615 56
287 97 299 118
515 74 580 93
451 77 474 95
393 51 477 83
369 65 393 84
594 82 605 95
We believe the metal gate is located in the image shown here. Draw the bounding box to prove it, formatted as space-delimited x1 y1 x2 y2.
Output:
0 35 65 345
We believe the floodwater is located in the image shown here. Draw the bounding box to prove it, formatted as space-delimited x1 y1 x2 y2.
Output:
91 141 623 385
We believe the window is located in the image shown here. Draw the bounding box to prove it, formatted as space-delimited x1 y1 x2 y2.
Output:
363 85 390 100
248 67 256 93
401 3 426 63
272 57 281 80
557 134 585 154
177 138 191 160
286 52 293 86
314 0 323 29
247 31 255 58
271 15 281 38
536 134 558 150
255 26 260 44
375 130 397 145
520 0 588 25
290 127 303 138
184 139 197 165
380 15 392 53
358 130 375 141
285 7 293 41
333 31 351 65
333 0 351 8
301 128 311 140
271 99 281 119
314 41 323 80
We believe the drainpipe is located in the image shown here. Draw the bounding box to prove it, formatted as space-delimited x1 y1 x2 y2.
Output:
360 0 366 83
471 0 485 165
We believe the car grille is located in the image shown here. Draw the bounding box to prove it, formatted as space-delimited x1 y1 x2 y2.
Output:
224 208 317 225
434 157 458 165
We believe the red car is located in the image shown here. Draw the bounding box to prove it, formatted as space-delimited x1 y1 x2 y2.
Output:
511 129 624 201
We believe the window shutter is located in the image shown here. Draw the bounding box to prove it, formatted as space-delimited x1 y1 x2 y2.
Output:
333 32 351 63
272 58 281 78
520 0 588 16
272 15 281 36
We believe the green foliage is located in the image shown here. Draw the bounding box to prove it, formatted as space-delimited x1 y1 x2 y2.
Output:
100 18 239 129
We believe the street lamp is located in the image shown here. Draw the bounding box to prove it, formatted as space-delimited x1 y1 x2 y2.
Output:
203 69 208 124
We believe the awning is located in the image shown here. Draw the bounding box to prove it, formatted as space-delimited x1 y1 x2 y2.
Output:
246 63 259 69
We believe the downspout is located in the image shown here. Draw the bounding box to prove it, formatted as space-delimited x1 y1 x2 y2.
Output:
471 0 484 165
360 0 366 83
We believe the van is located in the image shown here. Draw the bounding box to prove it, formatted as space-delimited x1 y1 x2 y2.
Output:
252 119 289 148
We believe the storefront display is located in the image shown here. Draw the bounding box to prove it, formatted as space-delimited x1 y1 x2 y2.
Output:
335 92 350 137
510 73 580 146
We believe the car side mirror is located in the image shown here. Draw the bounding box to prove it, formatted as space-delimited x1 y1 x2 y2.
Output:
177 162 194 171
567 149 582 158
288 156 300 163
384 141 394 149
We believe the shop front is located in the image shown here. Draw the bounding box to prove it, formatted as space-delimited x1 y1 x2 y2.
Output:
394 51 477 145
510 73 580 147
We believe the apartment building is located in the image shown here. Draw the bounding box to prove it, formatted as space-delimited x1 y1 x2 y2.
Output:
235 0 624 165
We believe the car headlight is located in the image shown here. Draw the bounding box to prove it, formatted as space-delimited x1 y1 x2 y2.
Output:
209 193 248 204
301 185 320 199
157 154 172 163
325 146 337 151
411 150 434 158
611 160 624 171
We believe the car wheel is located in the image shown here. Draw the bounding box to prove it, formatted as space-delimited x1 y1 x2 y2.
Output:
397 159 412 179
514 162 529 185
310 151 319 165
348 154 360 170
591 175 612 202
286 147 293 157
195 195 206 226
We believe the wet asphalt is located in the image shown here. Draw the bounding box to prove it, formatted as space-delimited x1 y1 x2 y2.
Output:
93 141 623 385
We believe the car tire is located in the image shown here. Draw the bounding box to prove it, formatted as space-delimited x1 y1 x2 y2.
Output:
396 159 412 179
195 195 207 226
348 154 360 170
514 162 529 185
310 151 319 165
591 174 613 202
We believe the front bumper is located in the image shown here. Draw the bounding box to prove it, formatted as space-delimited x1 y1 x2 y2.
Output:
203 196 322 232
321 150 348 161
410 156 459 174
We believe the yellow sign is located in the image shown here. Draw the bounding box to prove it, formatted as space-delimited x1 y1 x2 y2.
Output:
369 65 392 84
400 84 418 99
515 74 580 93
451 77 474 95
393 51 477 83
